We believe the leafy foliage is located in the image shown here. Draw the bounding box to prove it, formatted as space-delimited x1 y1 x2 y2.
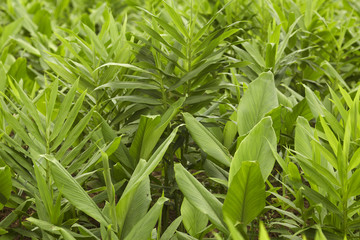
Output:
0 0 360 239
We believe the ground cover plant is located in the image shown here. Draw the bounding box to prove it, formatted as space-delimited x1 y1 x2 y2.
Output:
0 0 360 239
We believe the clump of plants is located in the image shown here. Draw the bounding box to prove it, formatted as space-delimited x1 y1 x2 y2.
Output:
0 0 360 239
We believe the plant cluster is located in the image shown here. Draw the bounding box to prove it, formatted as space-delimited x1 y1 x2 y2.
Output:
0 0 360 239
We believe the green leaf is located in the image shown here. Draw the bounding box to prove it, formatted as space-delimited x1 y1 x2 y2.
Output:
121 178 151 238
95 81 159 90
160 216 183 240
275 17 301 65
259 222 270 240
117 127 178 236
111 96 162 105
242 42 265 68
1 109 44 154
44 155 110 226
304 85 324 119
101 151 117 232
0 166 12 210
162 2 189 39
26 217 80 240
45 60 78 85
0 18 23 51
223 161 265 225
183 112 231 167
174 163 228 234
181 198 208 237
94 63 152 74
55 107 94 158
124 197 167 240
349 147 360 171
319 116 339 156
46 78 59 131
295 116 315 162
348 168 360 197
230 117 276 182
321 61 350 90
51 91 87 150
130 98 184 161
223 111 237 149
50 79 79 141
237 72 278 136
33 164 53 221
15 81 45 135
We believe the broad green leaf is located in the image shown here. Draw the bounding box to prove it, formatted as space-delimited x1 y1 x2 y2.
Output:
0 228 8 235
295 117 315 161
121 177 151 238
130 98 184 161
174 163 228 234
224 216 245 240
0 18 23 51
237 72 278 136
124 197 167 240
223 111 237 149
181 198 208 237
223 161 265 225
230 117 276 182
160 216 183 240
265 43 276 69
44 155 110 226
314 226 327 240
117 128 178 236
183 112 231 167
259 222 270 240
304 85 324 118
33 9 52 37
176 231 199 240
26 217 81 240
0 166 11 210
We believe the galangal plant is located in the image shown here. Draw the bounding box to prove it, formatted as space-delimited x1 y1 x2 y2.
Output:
272 84 360 239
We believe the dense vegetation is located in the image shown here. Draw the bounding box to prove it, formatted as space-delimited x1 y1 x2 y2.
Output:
0 0 360 239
